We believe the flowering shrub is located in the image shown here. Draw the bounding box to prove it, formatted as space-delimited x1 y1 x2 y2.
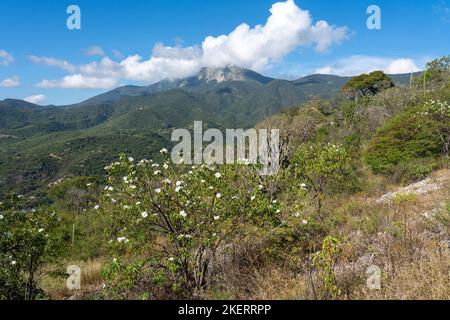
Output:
98 152 281 297
0 194 60 300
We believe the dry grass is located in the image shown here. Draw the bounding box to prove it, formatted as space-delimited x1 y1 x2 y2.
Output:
219 170 450 300
248 269 310 300
40 258 104 300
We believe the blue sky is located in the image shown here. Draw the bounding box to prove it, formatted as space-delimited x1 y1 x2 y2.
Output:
0 0 449 105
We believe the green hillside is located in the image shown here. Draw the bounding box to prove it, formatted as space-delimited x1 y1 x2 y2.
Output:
0 67 423 199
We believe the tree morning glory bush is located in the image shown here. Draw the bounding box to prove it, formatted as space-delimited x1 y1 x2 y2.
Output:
98 151 281 298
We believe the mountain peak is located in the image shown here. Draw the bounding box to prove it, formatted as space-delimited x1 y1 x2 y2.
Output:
197 66 248 83
197 66 273 84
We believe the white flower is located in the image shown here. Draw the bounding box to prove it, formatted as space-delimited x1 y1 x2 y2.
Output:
11 261 17 266
155 188 162 194
214 215 220 221
128 157 134 162
273 200 277 204
176 181 183 187
117 237 129 243
214 172 222 178
123 205 130 210
0 215 3 220
302 220 308 225
216 193 222 199
163 163 169 170
168 257 175 262
123 176 129 183
152 163 160 168
179 210 187 218
129 185 137 189
153 170 161 176
141 211 148 218
38 228 45 233
163 179 172 184
175 186 182 193
137 159 148 166
111 198 117 203
293 212 301 218
251 196 256 201
258 185 264 190
160 148 168 154
276 210 281 213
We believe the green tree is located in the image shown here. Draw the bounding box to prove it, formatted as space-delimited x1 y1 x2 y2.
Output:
0 194 60 300
342 71 395 100
423 55 450 85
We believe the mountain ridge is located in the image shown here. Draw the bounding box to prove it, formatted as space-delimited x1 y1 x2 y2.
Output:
0 67 419 108
73 67 417 107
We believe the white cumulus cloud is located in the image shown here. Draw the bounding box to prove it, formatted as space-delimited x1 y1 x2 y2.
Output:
315 55 421 76
34 0 348 89
201 0 347 70
0 50 14 66
24 94 46 104
0 76 20 88
37 74 119 89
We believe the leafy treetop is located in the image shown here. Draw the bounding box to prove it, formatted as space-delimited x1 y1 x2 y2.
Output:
342 71 395 99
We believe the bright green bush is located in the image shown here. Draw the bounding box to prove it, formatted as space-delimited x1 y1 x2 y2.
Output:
365 100 449 178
